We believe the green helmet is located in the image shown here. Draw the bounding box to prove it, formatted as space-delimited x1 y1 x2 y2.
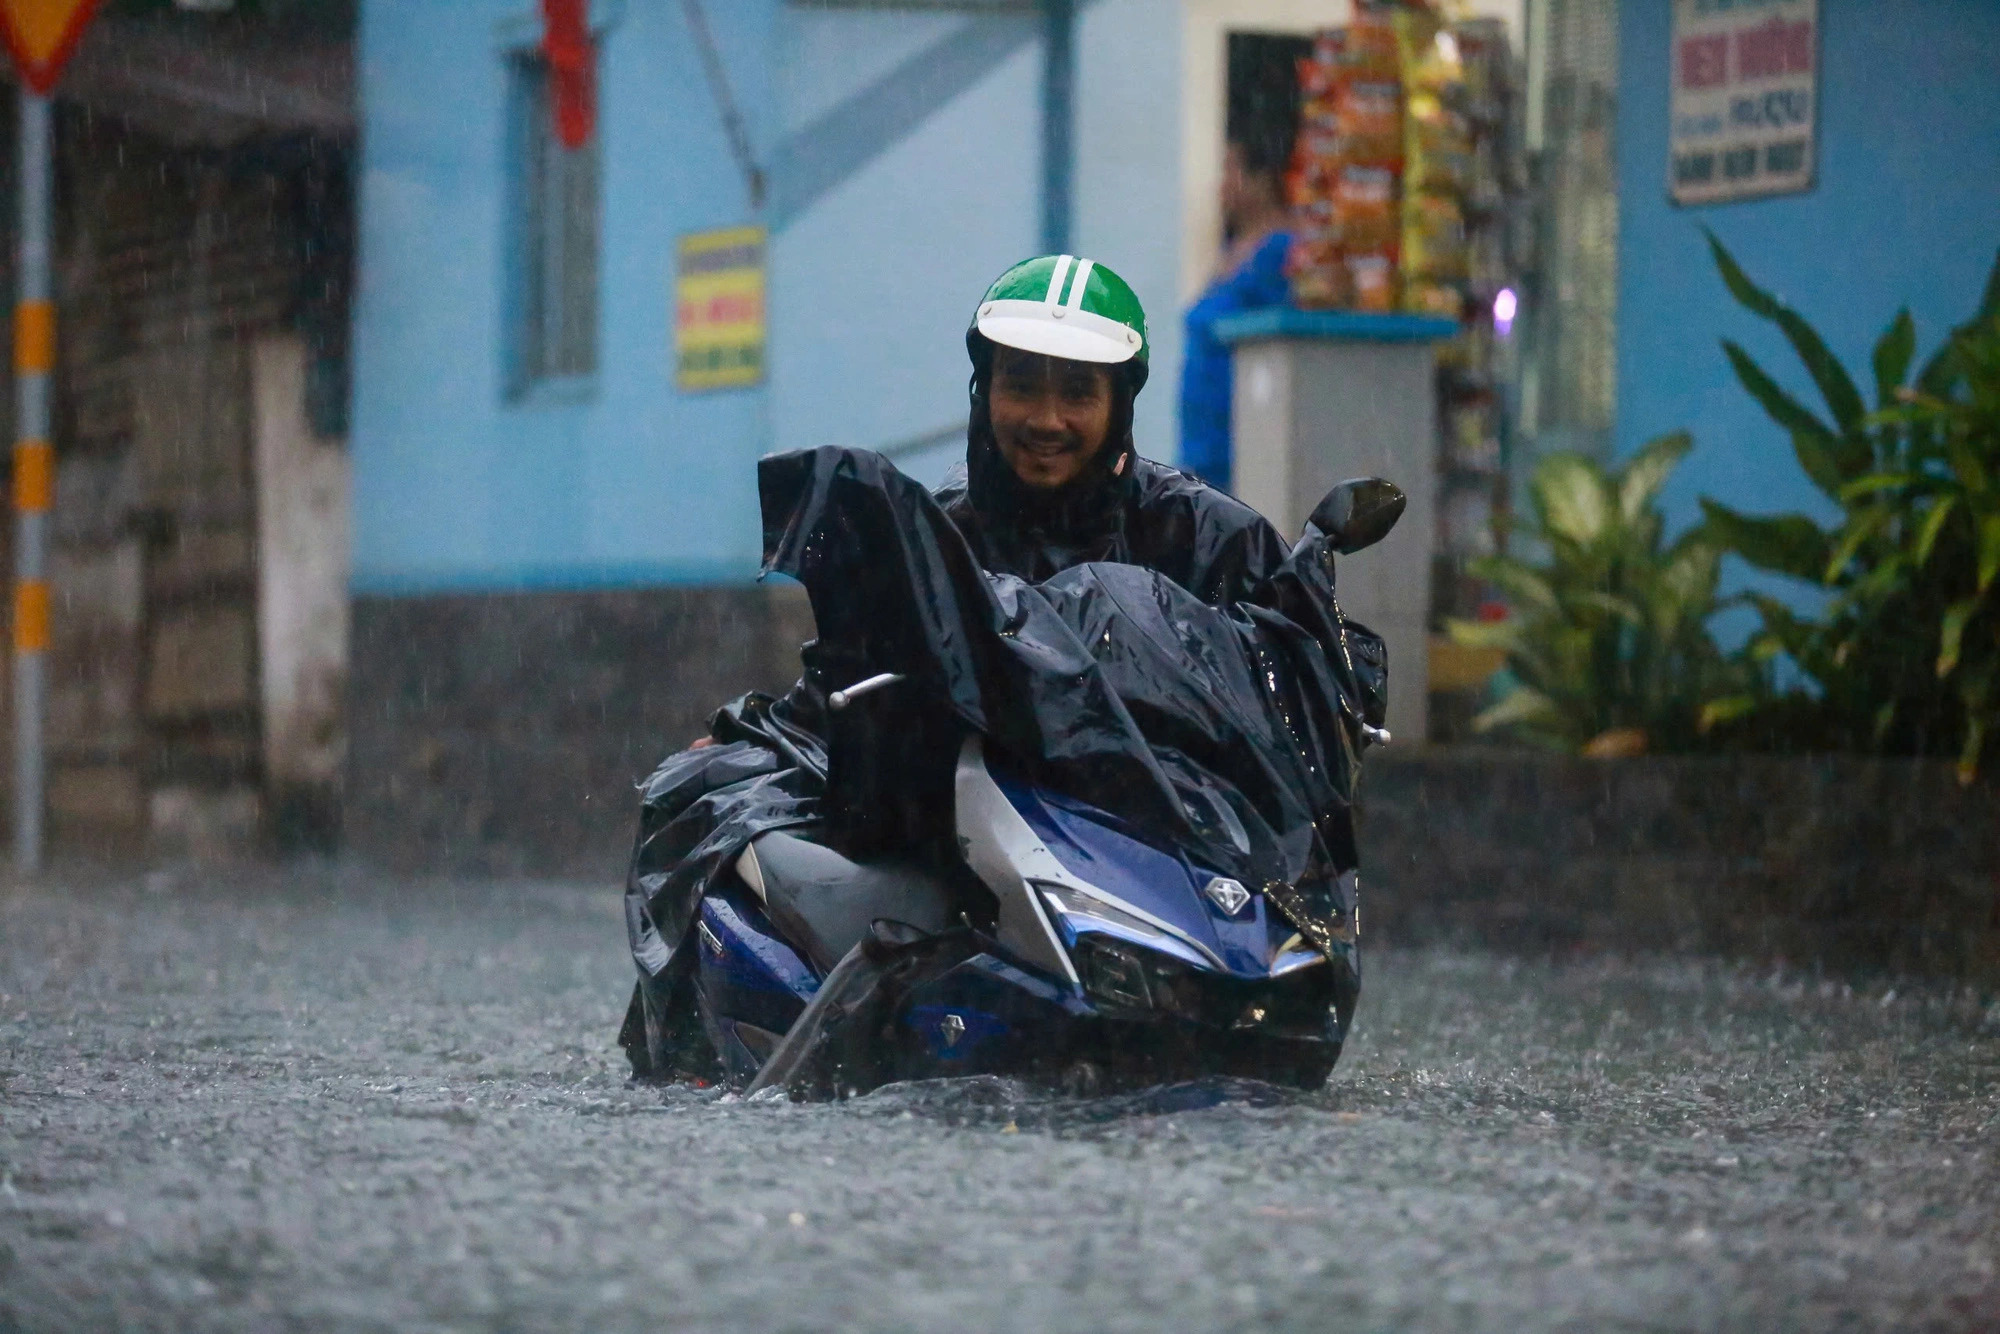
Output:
970 255 1150 393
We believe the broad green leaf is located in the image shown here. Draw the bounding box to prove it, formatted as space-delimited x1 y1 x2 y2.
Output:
1698 498 1831 581
1836 472 1915 502
1533 453 1613 547
1705 230 1783 320
1617 432 1692 522
1789 429 1850 499
1707 232 1868 434
1947 434 1992 496
1872 699 1897 743
1936 596 1980 677
1697 695 1759 731
1914 495 1959 567
1722 340 1831 440
1465 555 1562 618
1977 247 2000 327
1570 591 1644 625
1659 537 1722 608
1873 308 1916 408
1980 514 2000 592
1959 713 1988 786
1776 309 1868 437
1470 685 1559 735
1823 506 1892 583
1917 245 2000 396
1955 666 1992 783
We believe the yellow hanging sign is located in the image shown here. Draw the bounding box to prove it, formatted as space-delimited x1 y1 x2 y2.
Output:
675 225 766 393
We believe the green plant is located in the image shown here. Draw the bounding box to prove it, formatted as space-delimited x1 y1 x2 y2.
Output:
1446 433 1746 752
1697 235 2000 782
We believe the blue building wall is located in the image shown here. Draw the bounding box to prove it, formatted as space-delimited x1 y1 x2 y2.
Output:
351 0 777 593
352 1 1192 592
1616 0 2000 543
767 8 1044 490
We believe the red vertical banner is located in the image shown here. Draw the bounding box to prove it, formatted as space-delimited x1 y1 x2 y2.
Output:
541 0 594 150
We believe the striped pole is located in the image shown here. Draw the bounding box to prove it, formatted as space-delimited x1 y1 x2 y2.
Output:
14 88 51 876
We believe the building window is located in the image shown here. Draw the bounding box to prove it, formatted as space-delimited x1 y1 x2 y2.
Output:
509 52 599 392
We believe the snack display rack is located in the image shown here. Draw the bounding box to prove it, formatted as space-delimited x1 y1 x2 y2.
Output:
1284 4 1526 733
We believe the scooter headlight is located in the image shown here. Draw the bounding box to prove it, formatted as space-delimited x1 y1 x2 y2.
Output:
1077 938 1154 1010
1034 882 1214 971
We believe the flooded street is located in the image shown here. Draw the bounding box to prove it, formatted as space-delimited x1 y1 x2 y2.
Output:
2 868 1996 1333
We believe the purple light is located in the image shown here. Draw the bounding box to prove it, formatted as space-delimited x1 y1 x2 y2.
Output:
1493 288 1518 338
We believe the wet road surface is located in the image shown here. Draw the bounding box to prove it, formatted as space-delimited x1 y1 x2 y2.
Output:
2 866 1997 1332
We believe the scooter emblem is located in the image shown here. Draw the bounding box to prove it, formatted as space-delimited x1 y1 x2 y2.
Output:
1203 877 1251 917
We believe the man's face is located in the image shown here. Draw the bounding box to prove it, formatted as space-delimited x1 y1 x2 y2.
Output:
987 346 1116 491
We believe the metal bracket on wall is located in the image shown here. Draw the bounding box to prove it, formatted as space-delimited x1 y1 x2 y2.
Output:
681 0 767 210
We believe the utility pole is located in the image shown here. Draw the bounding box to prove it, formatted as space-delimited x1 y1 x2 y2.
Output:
12 85 50 874
1040 0 1074 255
0 0 107 874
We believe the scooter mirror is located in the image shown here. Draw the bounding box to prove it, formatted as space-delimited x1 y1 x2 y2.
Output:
1307 477 1406 554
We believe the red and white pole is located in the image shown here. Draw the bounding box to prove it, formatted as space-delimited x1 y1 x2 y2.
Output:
14 86 52 875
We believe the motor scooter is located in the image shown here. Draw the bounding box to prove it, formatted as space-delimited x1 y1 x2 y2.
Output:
638 465 1404 1098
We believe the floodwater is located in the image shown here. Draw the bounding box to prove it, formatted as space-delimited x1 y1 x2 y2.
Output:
2 867 1996 1332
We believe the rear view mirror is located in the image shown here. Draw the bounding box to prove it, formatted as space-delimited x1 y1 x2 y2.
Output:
1307 477 1406 554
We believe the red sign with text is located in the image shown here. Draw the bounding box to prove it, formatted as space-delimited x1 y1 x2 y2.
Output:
1670 0 1818 206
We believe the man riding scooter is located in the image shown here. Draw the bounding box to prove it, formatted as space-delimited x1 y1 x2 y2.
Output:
619 255 1377 1080
691 252 1299 753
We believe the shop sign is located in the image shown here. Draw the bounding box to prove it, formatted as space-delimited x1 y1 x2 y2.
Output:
1669 0 1817 206
675 225 765 392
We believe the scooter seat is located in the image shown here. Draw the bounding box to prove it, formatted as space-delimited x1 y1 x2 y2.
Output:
737 830 956 975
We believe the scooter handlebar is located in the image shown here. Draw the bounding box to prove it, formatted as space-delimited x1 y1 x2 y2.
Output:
828 672 905 711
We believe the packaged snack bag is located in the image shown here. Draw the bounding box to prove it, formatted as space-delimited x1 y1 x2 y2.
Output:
1404 281 1463 318
1404 90 1472 198
1402 192 1467 281
1287 232 1351 309
1347 253 1398 312
1340 8 1401 80
1333 80 1404 168
1330 165 1398 250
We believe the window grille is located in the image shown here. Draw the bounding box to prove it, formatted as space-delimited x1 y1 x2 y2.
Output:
511 53 600 391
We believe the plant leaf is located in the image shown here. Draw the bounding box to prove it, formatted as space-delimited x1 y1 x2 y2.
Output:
1698 498 1830 582
1659 538 1722 612
1570 591 1645 625
1948 434 1992 496
1617 431 1692 523
1465 555 1562 619
1823 506 1892 584
1470 685 1559 735
1959 713 1988 786
1707 231 1868 435
1936 596 1981 677
1917 245 2000 395
1914 495 1959 567
1980 514 2000 592
1706 229 1783 320
1697 695 1759 732
1721 340 1831 440
1533 452 1613 547
1836 472 1915 502
1788 429 1851 499
1873 309 1916 408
